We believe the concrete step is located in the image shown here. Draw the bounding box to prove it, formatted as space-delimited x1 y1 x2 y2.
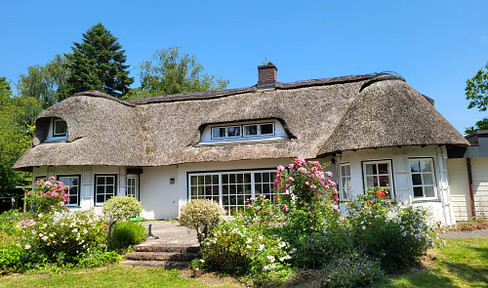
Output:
125 252 199 262
121 260 191 268
133 244 199 253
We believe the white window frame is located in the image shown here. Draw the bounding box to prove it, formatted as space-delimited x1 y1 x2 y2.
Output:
126 175 139 200
362 160 394 197
211 126 242 139
243 123 275 137
210 122 275 140
409 158 437 200
95 175 117 205
58 175 81 207
339 163 351 201
188 169 279 215
53 118 67 137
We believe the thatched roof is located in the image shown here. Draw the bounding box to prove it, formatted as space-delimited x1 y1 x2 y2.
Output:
13 73 468 171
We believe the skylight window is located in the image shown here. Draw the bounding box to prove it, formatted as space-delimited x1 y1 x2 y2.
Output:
211 123 275 140
201 120 287 144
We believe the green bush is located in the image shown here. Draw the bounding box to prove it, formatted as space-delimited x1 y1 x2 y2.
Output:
179 199 225 246
102 196 142 236
107 221 146 251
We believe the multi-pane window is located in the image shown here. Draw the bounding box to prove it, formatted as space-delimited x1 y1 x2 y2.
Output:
95 175 116 205
211 123 274 140
188 170 278 215
58 175 80 206
410 158 436 198
53 119 67 137
127 176 138 199
363 160 393 196
339 164 351 201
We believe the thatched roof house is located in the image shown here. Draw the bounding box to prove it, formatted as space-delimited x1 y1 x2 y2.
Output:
13 67 467 172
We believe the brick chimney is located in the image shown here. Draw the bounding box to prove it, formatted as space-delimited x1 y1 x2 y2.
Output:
257 64 277 89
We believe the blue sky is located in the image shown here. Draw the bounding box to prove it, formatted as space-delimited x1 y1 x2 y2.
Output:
1 0 487 134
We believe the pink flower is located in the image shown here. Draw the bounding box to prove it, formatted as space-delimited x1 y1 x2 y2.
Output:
49 176 56 181
305 181 310 186
254 206 261 211
333 205 340 212
43 182 52 188
282 204 289 211
310 184 317 190
289 177 294 182
277 165 285 172
297 167 307 174
326 171 333 177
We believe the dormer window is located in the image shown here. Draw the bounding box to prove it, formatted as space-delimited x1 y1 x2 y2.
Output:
201 120 287 144
53 119 67 137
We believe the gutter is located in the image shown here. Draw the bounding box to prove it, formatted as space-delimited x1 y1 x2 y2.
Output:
466 158 476 218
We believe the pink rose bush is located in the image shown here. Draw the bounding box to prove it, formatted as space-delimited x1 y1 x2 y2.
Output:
26 177 71 216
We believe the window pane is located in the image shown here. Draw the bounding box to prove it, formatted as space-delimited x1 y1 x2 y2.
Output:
191 176 197 185
191 187 197 196
97 186 104 194
260 124 274 134
54 119 67 136
421 161 433 172
212 175 219 184
379 176 389 186
198 175 204 185
255 184 262 193
366 176 375 187
198 186 203 196
244 125 258 136
413 187 423 197
412 174 422 185
255 173 261 182
244 173 251 183
227 126 241 137
410 161 420 173
212 127 225 138
205 175 212 185
366 164 376 175
424 186 435 197
237 174 243 183
423 174 434 185
378 164 388 174
106 186 114 193
106 177 114 185
263 173 269 182
97 177 105 185
97 195 104 203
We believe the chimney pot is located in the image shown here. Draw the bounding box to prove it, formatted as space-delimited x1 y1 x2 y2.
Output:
257 64 277 89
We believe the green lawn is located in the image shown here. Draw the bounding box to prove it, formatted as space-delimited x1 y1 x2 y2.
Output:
0 266 238 288
1 237 487 288
377 237 488 288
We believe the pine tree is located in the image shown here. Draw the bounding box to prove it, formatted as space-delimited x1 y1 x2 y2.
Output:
64 23 133 98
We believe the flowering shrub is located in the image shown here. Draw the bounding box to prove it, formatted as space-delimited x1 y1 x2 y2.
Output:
25 177 70 216
346 187 435 273
17 210 106 263
179 199 226 246
321 250 383 288
241 195 282 227
201 219 293 286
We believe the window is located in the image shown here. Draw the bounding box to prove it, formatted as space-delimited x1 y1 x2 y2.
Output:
212 126 241 138
95 175 116 205
409 158 436 199
339 164 351 201
58 175 80 206
363 160 393 196
188 170 278 215
53 119 67 137
211 123 274 140
127 175 139 200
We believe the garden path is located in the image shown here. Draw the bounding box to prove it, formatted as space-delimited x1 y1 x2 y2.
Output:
440 229 488 238
140 221 198 246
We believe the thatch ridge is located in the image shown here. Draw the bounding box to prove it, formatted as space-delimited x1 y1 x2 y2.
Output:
73 90 135 107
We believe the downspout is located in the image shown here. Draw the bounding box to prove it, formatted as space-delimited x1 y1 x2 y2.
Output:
466 158 476 218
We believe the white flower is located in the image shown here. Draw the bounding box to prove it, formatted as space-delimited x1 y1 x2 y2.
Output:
246 238 252 244
24 244 31 250
362 225 366 230
42 236 48 241
267 256 275 262
258 236 263 240
246 245 251 249
278 242 286 248
258 244 265 251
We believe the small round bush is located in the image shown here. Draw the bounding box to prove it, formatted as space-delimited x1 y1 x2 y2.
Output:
107 221 146 251
179 199 225 246
102 196 142 232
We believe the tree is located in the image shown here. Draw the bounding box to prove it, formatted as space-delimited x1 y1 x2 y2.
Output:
465 118 488 134
466 62 488 111
64 23 133 98
465 62 488 133
0 77 32 196
125 46 228 99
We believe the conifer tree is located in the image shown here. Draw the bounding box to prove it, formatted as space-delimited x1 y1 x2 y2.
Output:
64 23 133 98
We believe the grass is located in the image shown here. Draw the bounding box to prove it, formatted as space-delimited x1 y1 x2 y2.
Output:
0 265 238 288
1 237 487 288
376 237 488 288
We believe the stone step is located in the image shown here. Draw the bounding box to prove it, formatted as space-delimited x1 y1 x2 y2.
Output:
121 260 191 268
125 252 199 262
133 244 199 253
